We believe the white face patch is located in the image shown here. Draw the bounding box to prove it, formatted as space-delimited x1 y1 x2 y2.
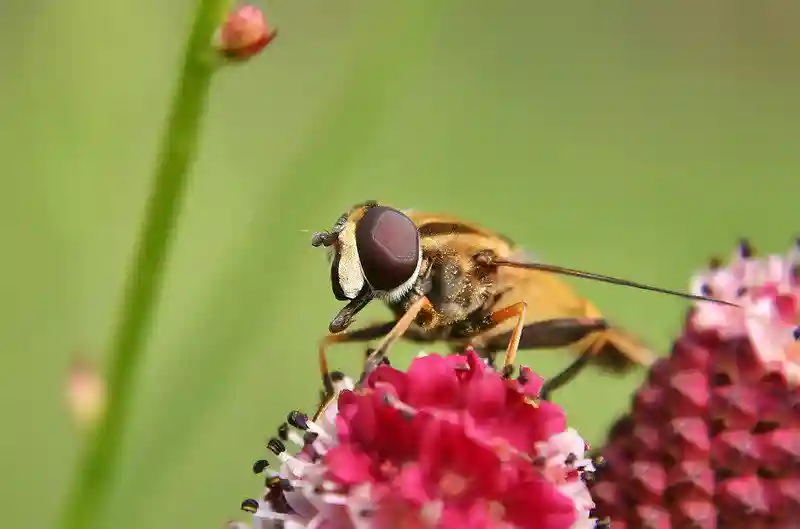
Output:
335 222 366 299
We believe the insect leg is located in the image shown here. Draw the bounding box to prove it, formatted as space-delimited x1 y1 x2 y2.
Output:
482 314 608 398
318 321 397 397
485 302 527 368
535 301 654 400
315 296 432 419
363 296 433 377
482 304 608 367
573 298 655 371
539 353 593 401
516 314 608 400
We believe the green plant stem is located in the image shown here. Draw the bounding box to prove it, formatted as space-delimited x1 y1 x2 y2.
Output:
58 1 231 528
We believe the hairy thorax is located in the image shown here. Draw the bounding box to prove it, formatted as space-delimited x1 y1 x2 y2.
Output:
386 245 497 341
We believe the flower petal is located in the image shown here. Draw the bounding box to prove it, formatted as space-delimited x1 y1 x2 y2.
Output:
325 444 374 486
404 354 461 409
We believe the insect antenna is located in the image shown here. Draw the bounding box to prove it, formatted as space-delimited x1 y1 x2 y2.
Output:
487 257 739 308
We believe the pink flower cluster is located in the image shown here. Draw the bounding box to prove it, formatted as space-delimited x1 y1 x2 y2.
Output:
589 240 800 529
234 349 599 529
690 240 799 385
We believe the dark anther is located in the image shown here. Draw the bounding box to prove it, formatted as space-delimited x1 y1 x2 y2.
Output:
364 348 375 359
565 453 578 466
738 238 754 258
736 286 747 297
715 468 734 482
593 455 607 470
501 364 515 379
582 470 596 483
711 371 733 387
265 475 281 488
792 264 800 282
700 283 712 296
594 518 612 528
267 437 286 455
358 508 376 519
793 327 800 341
757 467 779 479
661 452 677 469
303 431 319 446
710 418 726 437
277 423 289 441
241 498 259 513
532 455 546 467
252 459 270 474
381 356 391 366
330 371 346 382
287 410 310 430
517 372 529 385
708 256 722 269
752 420 780 434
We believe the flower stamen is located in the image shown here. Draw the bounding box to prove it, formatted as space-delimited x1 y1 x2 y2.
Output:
252 459 269 474
240 499 259 513
267 437 286 456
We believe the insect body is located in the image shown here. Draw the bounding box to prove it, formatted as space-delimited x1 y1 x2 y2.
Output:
311 201 735 406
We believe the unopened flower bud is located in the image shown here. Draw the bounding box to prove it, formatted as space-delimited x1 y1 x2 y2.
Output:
216 5 276 61
66 356 107 432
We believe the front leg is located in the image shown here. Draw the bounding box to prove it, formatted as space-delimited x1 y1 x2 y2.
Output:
362 296 433 378
316 296 434 418
316 321 396 417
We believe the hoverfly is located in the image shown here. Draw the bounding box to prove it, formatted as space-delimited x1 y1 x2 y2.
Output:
310 201 735 406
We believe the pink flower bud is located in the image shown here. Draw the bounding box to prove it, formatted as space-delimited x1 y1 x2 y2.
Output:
216 5 276 61
66 356 107 432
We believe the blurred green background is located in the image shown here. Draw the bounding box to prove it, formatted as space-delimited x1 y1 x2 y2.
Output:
1 0 798 527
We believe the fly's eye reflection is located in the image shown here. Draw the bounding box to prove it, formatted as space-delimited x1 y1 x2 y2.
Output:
355 206 420 291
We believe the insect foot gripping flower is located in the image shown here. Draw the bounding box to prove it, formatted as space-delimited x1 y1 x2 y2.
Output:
589 240 800 529
231 348 604 529
215 5 277 61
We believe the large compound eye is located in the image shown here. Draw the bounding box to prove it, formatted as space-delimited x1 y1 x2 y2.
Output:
355 206 420 291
